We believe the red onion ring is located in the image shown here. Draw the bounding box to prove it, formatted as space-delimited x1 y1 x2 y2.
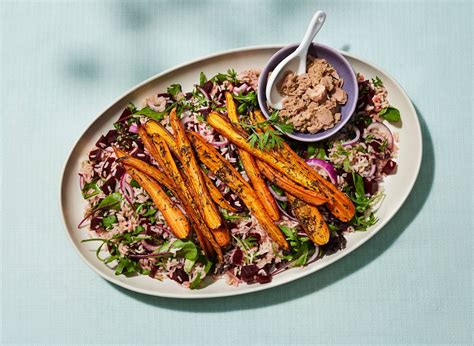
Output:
368 163 377 178
341 125 360 147
276 202 297 221
367 122 394 149
210 139 229 147
268 185 288 202
305 158 338 184
197 86 211 102
120 173 134 206
306 246 320 265
233 83 249 95
141 239 159 252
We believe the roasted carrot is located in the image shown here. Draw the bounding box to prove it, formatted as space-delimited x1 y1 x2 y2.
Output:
207 112 327 196
286 193 330 245
169 108 222 230
114 146 217 258
202 173 238 212
224 92 280 221
152 133 230 248
253 110 355 222
152 135 227 256
143 120 177 152
114 147 175 193
256 161 326 206
137 128 223 256
208 111 354 222
122 166 190 239
188 131 289 250
143 120 235 211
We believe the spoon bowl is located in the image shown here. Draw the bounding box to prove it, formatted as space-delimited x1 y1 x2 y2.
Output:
257 43 359 142
266 11 326 109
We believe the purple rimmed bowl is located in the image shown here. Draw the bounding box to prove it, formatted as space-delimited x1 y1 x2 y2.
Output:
257 43 359 142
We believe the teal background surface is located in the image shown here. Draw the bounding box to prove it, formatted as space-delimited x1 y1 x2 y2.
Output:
1 0 472 344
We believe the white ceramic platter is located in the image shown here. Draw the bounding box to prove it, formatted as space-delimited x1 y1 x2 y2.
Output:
60 45 422 298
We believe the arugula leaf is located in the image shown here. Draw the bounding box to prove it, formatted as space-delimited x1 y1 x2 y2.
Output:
96 192 122 211
221 209 249 221
130 179 140 188
379 106 401 122
307 144 326 159
241 236 257 249
189 273 202 289
352 172 365 197
142 208 157 217
102 214 117 229
81 179 101 199
134 106 166 121
170 240 198 261
199 72 207 86
234 91 258 114
184 258 196 274
167 84 182 97
270 184 284 195
290 241 309 267
210 69 238 83
114 257 143 276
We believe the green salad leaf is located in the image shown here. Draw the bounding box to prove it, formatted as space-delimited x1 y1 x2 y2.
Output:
167 84 182 98
96 192 122 211
81 179 101 199
130 179 140 188
134 106 166 121
379 106 401 122
102 215 117 229
279 225 312 268
199 72 207 86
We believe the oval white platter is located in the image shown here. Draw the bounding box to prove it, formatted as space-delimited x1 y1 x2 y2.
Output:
60 45 422 299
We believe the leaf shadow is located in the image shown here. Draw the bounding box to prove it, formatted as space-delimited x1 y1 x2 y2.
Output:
109 105 434 312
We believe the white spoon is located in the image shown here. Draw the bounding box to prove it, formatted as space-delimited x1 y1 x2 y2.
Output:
266 10 326 109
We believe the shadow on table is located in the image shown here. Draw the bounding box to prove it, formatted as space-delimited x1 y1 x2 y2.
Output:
110 105 434 312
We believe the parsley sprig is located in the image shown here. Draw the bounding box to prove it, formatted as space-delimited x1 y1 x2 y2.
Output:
240 110 294 150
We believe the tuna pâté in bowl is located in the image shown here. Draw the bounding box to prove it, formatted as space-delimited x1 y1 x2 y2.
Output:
257 43 358 142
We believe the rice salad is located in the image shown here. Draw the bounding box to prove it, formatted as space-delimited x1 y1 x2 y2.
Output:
78 69 400 289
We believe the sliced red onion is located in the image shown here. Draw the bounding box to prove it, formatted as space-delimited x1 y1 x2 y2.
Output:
210 139 229 147
306 246 320 265
197 86 211 102
181 114 195 125
79 173 85 190
268 185 288 202
368 163 377 177
233 83 249 95
305 158 338 184
341 125 360 147
128 123 139 134
120 173 134 205
129 251 172 259
276 202 297 221
367 122 394 149
141 239 159 252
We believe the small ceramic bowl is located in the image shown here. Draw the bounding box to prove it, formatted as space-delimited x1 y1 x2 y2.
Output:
257 43 359 142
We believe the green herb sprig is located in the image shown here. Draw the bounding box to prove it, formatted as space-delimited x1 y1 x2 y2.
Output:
240 110 294 151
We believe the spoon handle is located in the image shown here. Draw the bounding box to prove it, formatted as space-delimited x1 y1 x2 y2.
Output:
295 10 326 73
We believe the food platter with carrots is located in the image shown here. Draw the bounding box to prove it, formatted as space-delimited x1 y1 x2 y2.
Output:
60 46 422 298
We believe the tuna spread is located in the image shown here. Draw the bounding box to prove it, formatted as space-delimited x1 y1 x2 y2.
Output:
278 57 347 134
